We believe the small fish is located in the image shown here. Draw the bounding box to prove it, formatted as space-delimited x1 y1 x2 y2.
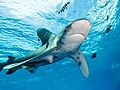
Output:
105 25 112 33
58 2 70 14
103 25 112 35
106 15 109 20
91 52 97 59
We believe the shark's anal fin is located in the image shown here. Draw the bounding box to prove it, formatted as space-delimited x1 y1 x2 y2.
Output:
22 64 38 74
25 67 37 74
28 67 37 73
70 50 89 78
7 56 15 63
37 28 56 48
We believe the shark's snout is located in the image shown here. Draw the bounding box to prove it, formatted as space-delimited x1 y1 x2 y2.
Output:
70 19 91 38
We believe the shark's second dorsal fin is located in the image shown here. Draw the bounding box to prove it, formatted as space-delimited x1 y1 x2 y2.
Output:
37 28 56 48
7 56 15 63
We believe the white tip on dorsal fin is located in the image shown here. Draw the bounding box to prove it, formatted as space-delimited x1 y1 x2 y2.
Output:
70 50 89 78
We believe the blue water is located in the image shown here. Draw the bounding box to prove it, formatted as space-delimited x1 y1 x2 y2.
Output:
0 0 120 90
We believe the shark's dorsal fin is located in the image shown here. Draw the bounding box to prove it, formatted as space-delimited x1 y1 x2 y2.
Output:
7 56 15 63
37 28 56 48
70 50 89 78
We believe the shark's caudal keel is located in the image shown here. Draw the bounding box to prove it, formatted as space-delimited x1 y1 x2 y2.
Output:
0 18 91 78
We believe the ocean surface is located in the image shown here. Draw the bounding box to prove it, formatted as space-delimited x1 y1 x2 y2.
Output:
0 0 120 90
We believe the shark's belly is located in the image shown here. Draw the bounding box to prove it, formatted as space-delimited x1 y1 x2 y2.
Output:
59 34 85 52
39 34 85 66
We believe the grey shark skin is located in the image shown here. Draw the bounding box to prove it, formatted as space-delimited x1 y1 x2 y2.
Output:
0 18 91 78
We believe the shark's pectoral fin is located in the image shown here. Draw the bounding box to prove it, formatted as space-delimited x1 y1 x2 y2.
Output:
70 50 89 78
37 28 56 48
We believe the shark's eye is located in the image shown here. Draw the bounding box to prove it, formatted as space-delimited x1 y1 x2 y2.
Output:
66 24 72 29
64 24 72 32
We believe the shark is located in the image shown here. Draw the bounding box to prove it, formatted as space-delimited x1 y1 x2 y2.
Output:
0 18 91 78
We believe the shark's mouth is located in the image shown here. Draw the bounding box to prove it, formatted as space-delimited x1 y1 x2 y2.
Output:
79 33 85 39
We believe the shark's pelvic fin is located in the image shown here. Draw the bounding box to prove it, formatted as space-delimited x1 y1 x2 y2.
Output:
7 56 15 63
42 55 54 64
37 28 56 48
70 50 89 78
23 56 54 74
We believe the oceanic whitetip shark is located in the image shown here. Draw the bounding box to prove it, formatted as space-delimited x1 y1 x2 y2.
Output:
0 18 91 78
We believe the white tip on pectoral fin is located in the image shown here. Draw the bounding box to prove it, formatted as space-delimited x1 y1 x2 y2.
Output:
79 56 89 78
70 50 89 78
